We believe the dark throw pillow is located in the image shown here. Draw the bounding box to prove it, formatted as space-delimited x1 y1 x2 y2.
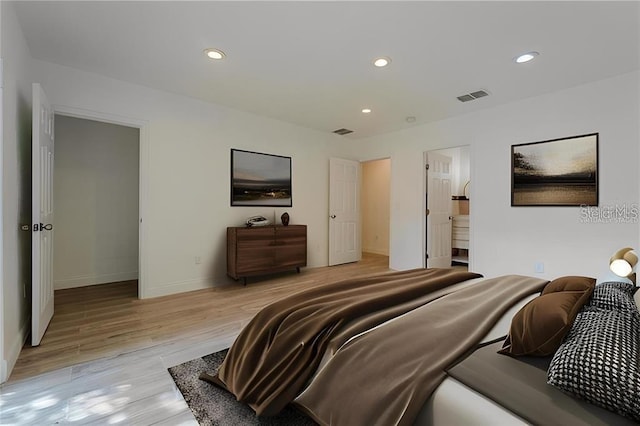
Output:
589 281 637 313
542 276 596 294
499 276 595 357
547 307 640 422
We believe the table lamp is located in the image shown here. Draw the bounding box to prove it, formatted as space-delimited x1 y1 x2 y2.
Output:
610 247 637 285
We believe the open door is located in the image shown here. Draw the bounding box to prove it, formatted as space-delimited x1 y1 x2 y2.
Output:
31 83 55 346
0 59 5 381
329 158 361 266
426 151 453 268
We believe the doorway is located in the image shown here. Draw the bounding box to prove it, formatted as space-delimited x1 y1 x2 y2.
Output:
361 158 390 264
53 115 140 295
424 146 471 269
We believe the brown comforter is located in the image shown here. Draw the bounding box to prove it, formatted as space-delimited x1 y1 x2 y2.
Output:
201 268 482 416
295 275 548 426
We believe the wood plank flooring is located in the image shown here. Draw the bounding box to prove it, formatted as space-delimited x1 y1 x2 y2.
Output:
1 254 392 425
11 253 391 382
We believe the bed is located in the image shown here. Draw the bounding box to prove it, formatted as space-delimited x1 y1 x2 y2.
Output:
200 268 640 425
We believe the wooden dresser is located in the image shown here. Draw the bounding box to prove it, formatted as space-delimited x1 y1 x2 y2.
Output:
227 225 307 284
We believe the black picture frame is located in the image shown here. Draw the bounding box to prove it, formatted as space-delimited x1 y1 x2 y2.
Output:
511 133 598 206
230 149 292 207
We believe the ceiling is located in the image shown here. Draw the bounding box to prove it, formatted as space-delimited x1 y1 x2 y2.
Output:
12 1 640 139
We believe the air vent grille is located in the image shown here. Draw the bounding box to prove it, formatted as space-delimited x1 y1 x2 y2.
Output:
333 128 354 135
457 89 489 103
470 90 488 99
456 94 475 103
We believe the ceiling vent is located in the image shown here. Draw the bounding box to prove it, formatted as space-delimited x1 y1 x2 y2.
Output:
333 128 354 135
457 90 489 103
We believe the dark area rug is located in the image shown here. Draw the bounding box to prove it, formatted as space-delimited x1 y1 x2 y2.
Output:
168 349 317 425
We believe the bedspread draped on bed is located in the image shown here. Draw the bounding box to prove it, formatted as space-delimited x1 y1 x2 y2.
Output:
201 268 482 416
295 275 548 426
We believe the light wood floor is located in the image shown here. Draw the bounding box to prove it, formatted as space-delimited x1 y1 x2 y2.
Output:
10 253 391 382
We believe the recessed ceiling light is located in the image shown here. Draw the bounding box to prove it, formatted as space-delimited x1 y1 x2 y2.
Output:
373 57 391 67
515 51 539 64
362 108 372 114
204 48 226 60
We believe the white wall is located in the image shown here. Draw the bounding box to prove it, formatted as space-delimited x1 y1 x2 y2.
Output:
31 59 340 298
53 116 139 289
361 159 390 256
339 71 640 280
1 1 33 382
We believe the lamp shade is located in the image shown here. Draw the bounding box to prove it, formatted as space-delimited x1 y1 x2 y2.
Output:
609 247 638 278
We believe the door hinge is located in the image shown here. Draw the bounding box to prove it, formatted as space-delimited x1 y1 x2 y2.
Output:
425 164 430 170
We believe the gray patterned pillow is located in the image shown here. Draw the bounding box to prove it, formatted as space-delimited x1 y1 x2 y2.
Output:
589 281 637 313
547 305 640 421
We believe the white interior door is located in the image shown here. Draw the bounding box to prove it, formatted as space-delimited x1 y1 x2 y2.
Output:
0 59 5 381
329 158 361 266
426 151 453 268
31 83 55 346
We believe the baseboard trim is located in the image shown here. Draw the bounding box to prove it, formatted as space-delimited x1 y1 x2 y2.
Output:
4 320 29 383
143 277 214 299
1 359 7 384
54 271 138 290
362 248 389 256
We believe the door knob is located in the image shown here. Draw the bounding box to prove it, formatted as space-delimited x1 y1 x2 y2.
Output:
32 223 53 231
330 215 336 219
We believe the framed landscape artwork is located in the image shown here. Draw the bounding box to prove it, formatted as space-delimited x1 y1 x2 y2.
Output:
511 133 598 206
230 149 292 207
